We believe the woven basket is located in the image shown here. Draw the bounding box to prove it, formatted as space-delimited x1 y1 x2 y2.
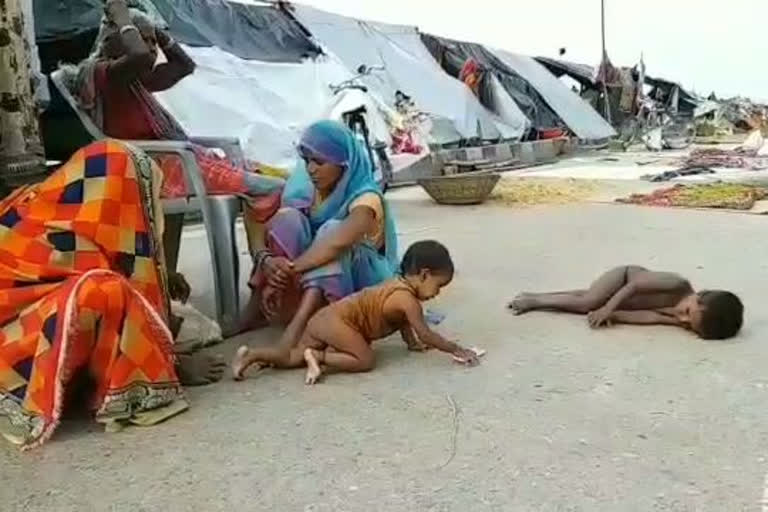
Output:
417 171 501 205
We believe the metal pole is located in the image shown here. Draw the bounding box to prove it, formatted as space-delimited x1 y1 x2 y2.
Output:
601 0 606 58
600 0 612 123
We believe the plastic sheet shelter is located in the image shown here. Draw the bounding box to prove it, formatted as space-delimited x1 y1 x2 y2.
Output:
492 50 616 142
156 47 354 168
36 0 337 167
421 34 559 135
291 4 527 144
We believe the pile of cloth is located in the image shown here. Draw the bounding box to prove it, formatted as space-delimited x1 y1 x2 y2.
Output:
641 168 715 183
678 131 768 171
722 98 768 133
680 148 764 170
617 183 768 210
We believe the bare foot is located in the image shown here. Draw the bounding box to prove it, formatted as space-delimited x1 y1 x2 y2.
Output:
304 348 323 385
232 345 251 381
176 352 226 386
507 293 537 315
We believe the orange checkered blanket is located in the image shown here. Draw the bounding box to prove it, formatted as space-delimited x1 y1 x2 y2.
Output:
0 141 187 449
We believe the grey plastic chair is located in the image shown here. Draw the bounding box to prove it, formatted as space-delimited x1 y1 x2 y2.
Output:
49 70 243 336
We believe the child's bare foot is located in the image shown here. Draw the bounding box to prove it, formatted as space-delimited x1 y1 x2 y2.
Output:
232 346 251 381
508 293 537 315
304 348 323 385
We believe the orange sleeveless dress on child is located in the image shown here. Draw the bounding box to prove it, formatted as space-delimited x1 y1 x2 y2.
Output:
333 279 416 342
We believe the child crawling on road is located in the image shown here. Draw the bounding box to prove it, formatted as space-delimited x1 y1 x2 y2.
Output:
508 265 743 340
233 240 480 384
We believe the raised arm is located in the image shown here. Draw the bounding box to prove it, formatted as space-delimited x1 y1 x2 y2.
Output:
141 30 196 92
103 1 157 85
291 206 376 274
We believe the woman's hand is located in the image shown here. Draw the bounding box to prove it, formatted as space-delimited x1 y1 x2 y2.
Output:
263 256 294 291
105 0 131 26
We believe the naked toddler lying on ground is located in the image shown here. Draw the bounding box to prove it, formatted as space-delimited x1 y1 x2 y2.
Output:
233 240 480 384
509 265 743 340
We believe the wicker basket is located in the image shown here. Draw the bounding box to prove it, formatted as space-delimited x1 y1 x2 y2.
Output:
417 171 501 205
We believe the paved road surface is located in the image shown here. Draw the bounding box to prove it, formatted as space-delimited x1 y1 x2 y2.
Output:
3 192 767 511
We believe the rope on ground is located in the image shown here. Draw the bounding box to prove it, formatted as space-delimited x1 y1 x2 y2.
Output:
438 393 459 470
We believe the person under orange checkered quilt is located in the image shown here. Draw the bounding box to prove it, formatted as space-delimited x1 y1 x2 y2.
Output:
0 140 224 450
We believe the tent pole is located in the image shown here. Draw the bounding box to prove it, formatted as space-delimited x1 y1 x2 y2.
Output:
601 0 606 59
600 0 612 123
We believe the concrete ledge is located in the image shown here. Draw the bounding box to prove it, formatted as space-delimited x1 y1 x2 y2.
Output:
436 137 570 165
390 138 576 185
389 153 442 184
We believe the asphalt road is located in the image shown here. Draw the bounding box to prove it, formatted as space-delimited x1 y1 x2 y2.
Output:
3 194 767 512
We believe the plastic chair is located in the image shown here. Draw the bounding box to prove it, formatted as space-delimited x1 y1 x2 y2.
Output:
49 70 242 336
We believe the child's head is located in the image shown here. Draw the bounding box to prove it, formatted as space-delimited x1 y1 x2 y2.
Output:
400 240 454 301
687 290 743 340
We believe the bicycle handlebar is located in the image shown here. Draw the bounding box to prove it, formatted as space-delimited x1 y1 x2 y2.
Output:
330 64 385 93
329 82 369 94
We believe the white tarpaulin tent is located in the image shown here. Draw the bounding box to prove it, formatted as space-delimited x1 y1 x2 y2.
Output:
491 49 616 141
155 46 354 168
292 4 528 143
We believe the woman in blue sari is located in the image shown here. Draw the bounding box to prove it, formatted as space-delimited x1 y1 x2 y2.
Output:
240 121 398 354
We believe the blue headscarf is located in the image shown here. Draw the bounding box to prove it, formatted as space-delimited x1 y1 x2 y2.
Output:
282 120 398 272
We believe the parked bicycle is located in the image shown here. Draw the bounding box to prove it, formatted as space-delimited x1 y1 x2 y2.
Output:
328 65 394 193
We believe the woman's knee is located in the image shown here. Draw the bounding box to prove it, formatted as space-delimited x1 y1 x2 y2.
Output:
269 207 305 229
265 207 312 256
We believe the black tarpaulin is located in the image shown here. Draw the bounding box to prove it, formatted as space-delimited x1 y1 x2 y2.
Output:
151 0 319 62
535 57 596 88
33 0 319 62
33 0 103 41
644 76 700 115
536 57 701 116
33 0 166 41
421 34 562 131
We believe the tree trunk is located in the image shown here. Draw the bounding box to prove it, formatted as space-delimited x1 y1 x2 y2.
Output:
0 0 45 191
